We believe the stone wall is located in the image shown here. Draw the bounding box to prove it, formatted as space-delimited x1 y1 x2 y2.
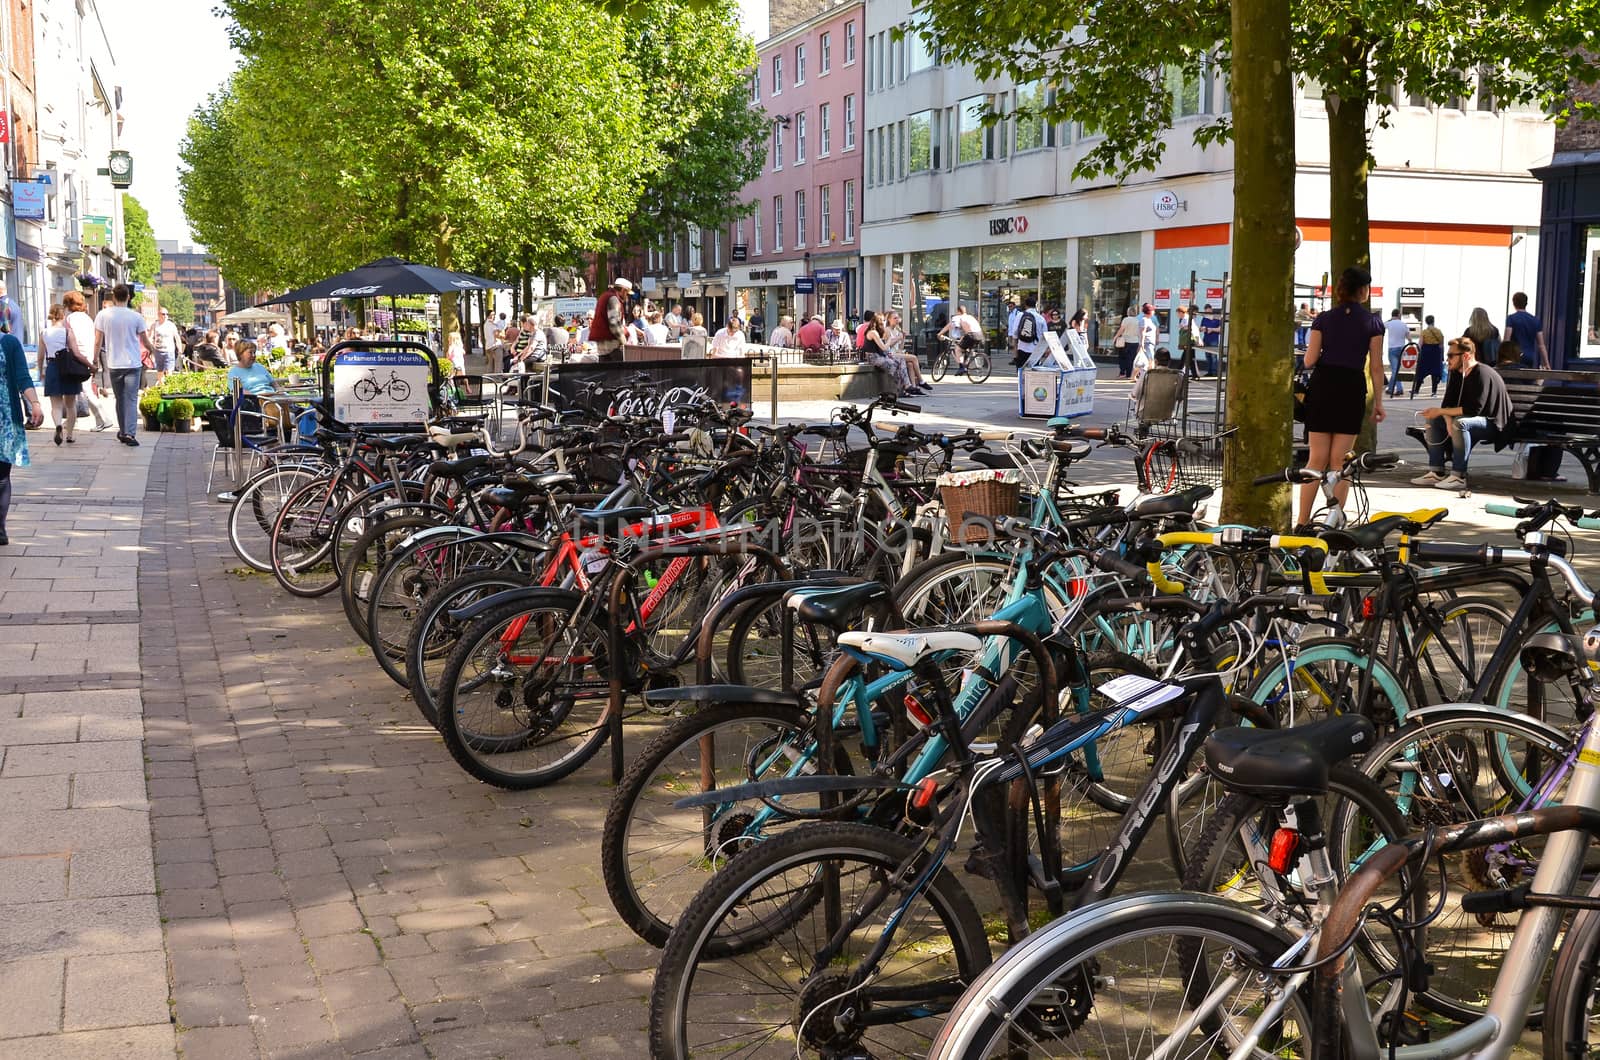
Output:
1555 54 1600 153
768 0 835 37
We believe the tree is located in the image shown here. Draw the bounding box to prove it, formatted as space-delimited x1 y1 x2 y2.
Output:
1224 0 1297 527
122 194 160 288
150 285 197 326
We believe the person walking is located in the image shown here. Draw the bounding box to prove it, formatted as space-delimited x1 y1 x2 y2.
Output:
1412 336 1513 491
0 320 44 544
1503 292 1550 369
1175 304 1201 378
1110 306 1140 378
1297 266 1386 527
1383 308 1410 397
149 307 183 383
94 283 156 447
37 304 88 445
590 279 631 362
1134 302 1159 379
62 291 112 432
1010 294 1049 370
1294 303 1314 349
1463 307 1501 365
1412 315 1446 398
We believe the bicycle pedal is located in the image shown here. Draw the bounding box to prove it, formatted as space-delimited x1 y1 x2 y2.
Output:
1378 1010 1430 1047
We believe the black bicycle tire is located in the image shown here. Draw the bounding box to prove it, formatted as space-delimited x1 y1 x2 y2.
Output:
649 821 991 1059
931 349 949 381
967 350 992 384
268 476 354 597
227 464 321 571
364 526 489 689
406 567 535 728
339 514 448 644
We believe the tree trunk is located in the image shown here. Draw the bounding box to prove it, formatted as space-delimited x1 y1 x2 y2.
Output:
1326 43 1378 452
434 218 458 346
1220 0 1297 528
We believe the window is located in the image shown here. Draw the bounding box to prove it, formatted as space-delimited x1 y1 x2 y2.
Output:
843 180 855 241
845 21 856 64
735 219 745 256
844 94 857 149
688 223 702 271
773 194 784 251
874 34 884 91
958 95 989 163
1475 66 1496 111
819 103 832 155
820 32 831 74
891 34 904 85
866 128 876 184
774 122 784 169
796 112 807 162
819 185 831 245
1014 81 1052 151
750 68 760 103
907 110 932 172
1165 65 1202 119
795 191 806 249
712 229 722 270
906 28 933 73
753 202 763 254
795 43 806 85
773 55 783 94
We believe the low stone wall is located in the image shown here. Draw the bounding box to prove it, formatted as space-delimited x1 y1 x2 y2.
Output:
748 361 891 401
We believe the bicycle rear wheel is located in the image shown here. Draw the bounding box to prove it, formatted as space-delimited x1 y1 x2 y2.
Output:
269 477 355 597
406 567 533 727
966 350 992 384
227 463 322 572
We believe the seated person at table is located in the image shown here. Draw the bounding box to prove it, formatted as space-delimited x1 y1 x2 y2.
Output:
226 341 277 396
710 316 747 358
193 330 226 368
1412 335 1513 491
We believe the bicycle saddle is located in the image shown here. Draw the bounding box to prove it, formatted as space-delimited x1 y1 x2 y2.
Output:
363 434 429 452
1203 714 1376 798
427 454 493 480
969 451 1019 470
1131 484 1214 518
1319 507 1446 552
837 629 983 670
501 471 576 494
787 582 889 630
574 505 654 532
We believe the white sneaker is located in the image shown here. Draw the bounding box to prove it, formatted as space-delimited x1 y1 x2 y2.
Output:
1410 470 1443 485
1434 474 1467 491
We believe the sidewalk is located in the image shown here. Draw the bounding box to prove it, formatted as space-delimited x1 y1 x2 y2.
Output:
0 428 172 1058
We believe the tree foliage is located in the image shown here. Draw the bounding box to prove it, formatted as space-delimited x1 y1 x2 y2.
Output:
121 194 160 287
147 285 197 326
180 0 764 317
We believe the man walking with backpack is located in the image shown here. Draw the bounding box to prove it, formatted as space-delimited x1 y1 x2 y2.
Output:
1009 294 1048 368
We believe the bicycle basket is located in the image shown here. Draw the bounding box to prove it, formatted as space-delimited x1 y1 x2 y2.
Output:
937 469 1021 545
1136 434 1226 493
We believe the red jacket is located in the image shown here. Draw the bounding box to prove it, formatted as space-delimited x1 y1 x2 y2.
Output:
590 292 624 342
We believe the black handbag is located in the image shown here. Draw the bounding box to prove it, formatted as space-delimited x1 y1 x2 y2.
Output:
55 348 92 383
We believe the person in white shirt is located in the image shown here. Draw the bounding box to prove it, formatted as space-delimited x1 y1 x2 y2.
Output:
710 316 748 358
1111 306 1141 378
643 311 670 345
60 289 112 433
1383 309 1411 397
93 283 156 445
1007 294 1049 369
149 307 183 383
266 322 290 357
938 304 984 373
766 315 795 349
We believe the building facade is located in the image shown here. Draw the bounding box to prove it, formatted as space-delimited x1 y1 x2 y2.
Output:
33 0 127 351
1532 58 1600 367
858 0 1553 358
157 239 227 324
724 0 864 336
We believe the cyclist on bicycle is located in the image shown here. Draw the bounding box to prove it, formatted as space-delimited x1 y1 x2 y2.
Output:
937 304 984 374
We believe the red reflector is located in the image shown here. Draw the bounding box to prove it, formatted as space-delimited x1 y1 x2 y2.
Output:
911 777 939 810
1070 577 1087 598
1361 596 1377 620
904 694 934 730
1268 828 1301 874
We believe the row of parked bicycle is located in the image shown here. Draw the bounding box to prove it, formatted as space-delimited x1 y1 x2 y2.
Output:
222 383 1600 1059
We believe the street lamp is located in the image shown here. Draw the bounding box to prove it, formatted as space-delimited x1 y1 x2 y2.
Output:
804 251 812 323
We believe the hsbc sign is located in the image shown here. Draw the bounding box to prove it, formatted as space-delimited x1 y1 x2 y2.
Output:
988 214 1030 237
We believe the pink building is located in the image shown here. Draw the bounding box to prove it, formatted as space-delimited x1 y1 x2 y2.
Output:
729 0 864 340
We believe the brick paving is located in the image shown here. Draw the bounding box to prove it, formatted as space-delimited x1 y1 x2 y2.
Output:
140 432 654 1059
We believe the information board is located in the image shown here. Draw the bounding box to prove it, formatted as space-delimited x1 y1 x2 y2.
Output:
333 349 432 425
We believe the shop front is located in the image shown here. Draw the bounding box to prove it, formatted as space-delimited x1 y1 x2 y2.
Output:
733 259 809 337
1533 155 1600 367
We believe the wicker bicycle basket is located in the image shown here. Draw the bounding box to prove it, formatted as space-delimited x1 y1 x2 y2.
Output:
938 470 1021 545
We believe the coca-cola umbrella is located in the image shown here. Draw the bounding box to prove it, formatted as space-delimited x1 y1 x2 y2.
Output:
259 257 510 342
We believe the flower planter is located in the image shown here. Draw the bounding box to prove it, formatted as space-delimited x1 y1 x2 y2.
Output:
143 413 161 432
173 417 192 434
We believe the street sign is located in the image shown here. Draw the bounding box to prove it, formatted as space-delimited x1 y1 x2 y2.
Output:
794 276 816 293
333 349 431 425
731 244 748 263
814 268 846 284
1205 286 1225 302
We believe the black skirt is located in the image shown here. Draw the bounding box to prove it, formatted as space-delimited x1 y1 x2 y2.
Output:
1302 364 1368 436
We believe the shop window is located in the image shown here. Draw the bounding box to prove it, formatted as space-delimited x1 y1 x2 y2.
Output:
1076 232 1142 354
907 110 932 172
910 250 951 349
1580 226 1600 359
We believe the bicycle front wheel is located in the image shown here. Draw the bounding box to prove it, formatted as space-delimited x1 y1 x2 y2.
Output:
966 350 992 384
931 349 949 381
650 821 991 1059
929 897 1307 1059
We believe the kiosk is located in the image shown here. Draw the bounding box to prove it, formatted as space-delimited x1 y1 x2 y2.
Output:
1018 330 1097 418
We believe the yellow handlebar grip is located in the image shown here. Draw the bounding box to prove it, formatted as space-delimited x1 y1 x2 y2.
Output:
1268 535 1330 551
1156 531 1218 548
1146 561 1188 595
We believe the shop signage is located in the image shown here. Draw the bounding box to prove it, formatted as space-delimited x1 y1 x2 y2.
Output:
0 112 8 144
988 214 1029 237
794 276 816 293
81 214 110 247
732 244 748 263
1371 286 1384 297
11 181 45 220
555 296 596 319
1153 288 1172 308
814 268 846 284
676 272 692 288
1400 286 1425 299
1152 190 1185 221
1204 286 1225 302
748 268 778 281
1179 288 1194 301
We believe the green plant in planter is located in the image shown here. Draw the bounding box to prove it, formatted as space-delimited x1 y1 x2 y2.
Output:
138 392 161 416
170 398 195 432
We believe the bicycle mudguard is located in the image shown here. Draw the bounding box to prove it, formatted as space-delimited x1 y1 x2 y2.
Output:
673 774 906 809
1397 703 1572 746
642 684 803 709
446 586 581 624
396 523 484 549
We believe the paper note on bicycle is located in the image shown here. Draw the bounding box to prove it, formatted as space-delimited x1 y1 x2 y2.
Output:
1097 673 1185 715
332 350 432 425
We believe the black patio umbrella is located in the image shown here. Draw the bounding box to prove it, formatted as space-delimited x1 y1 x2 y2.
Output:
259 257 511 345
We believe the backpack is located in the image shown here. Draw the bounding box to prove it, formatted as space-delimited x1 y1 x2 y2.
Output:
1017 310 1039 344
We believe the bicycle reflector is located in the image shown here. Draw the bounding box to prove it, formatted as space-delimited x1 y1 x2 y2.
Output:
1361 595 1377 620
904 693 934 730
911 777 939 811
1268 828 1301 874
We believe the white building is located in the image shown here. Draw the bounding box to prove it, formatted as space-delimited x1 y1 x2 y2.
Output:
33 0 127 330
859 0 1553 356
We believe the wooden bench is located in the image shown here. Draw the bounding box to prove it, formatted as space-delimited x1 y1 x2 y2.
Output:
1403 368 1600 491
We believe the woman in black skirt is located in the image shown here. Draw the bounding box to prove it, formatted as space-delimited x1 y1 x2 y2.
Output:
1298 266 1386 526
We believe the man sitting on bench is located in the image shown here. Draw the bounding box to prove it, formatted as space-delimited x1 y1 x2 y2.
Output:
1411 335 1513 491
